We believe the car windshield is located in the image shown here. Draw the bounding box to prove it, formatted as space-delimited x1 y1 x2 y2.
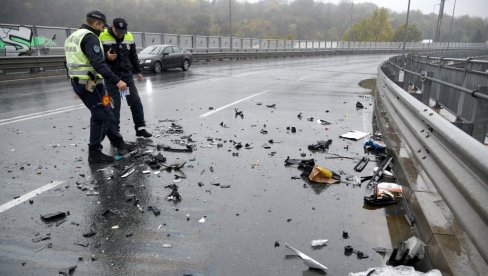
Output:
140 46 160 55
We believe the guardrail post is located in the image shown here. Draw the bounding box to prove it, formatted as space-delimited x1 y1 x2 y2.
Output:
420 71 433 106
456 59 473 122
471 86 488 143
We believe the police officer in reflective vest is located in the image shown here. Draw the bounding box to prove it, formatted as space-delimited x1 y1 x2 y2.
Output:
100 18 152 138
65 11 137 164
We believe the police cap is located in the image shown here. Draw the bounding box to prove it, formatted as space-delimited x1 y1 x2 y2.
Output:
86 10 109 27
113 18 128 35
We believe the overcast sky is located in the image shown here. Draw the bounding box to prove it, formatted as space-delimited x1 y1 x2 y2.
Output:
239 0 488 19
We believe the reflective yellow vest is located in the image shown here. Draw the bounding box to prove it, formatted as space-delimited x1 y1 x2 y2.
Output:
64 29 103 82
99 29 135 47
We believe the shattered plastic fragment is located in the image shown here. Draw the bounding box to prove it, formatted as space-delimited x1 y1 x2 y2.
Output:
198 217 206 223
162 244 173 248
111 225 119 229
285 243 328 271
356 101 364 109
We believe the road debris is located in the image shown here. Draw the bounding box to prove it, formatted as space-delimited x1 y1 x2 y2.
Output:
82 230 97 238
354 157 369 172
308 140 332 151
364 138 386 151
285 243 328 271
308 165 341 184
356 101 364 109
165 184 182 201
349 265 442 276
311 239 328 247
32 233 51 243
40 211 68 223
58 265 77 276
340 130 370 140
120 163 135 178
387 236 426 266
148 206 161 216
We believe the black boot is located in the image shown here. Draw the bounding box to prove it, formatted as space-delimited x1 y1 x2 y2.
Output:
136 128 152 138
88 149 114 164
117 141 138 155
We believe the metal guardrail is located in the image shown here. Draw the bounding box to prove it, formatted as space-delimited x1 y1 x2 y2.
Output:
376 61 488 263
385 53 488 142
1 48 484 77
1 23 488 57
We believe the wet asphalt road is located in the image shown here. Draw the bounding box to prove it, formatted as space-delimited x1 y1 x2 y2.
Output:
0 55 411 275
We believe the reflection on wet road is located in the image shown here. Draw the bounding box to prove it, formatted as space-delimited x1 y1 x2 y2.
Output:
0 55 412 275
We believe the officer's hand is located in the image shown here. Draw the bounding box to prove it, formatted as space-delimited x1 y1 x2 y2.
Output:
116 80 127 91
107 49 117 61
136 73 144 81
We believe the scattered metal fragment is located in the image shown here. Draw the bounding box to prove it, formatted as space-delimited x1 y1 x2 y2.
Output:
34 245 46 253
82 230 97 238
148 206 161 216
317 119 331 125
120 163 135 178
354 157 370 172
308 140 332 151
55 219 67 227
58 265 77 276
40 211 67 223
285 243 328 271
159 144 193 153
32 234 51 243
165 184 182 201
356 101 364 108
343 231 349 239
154 153 167 162
234 108 244 118
274 241 280 247
74 241 89 247
266 104 276 108
220 185 231 188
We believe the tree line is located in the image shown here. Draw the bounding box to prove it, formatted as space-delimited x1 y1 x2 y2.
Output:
1 0 486 42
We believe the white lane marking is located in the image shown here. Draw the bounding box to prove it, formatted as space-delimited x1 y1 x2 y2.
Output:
199 90 270 118
0 106 84 126
0 104 83 123
0 180 64 214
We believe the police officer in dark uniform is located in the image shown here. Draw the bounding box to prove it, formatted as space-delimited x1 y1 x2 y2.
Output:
100 18 152 138
65 11 137 164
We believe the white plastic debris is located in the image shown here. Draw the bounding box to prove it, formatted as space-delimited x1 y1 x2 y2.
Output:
162 244 173 248
348 265 441 276
340 130 370 140
285 243 328 271
374 167 394 177
111 225 119 229
311 239 328 247
198 217 206 223
142 169 151 174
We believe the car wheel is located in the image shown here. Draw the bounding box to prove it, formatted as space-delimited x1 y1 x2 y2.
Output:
153 61 162 74
181 59 190 71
